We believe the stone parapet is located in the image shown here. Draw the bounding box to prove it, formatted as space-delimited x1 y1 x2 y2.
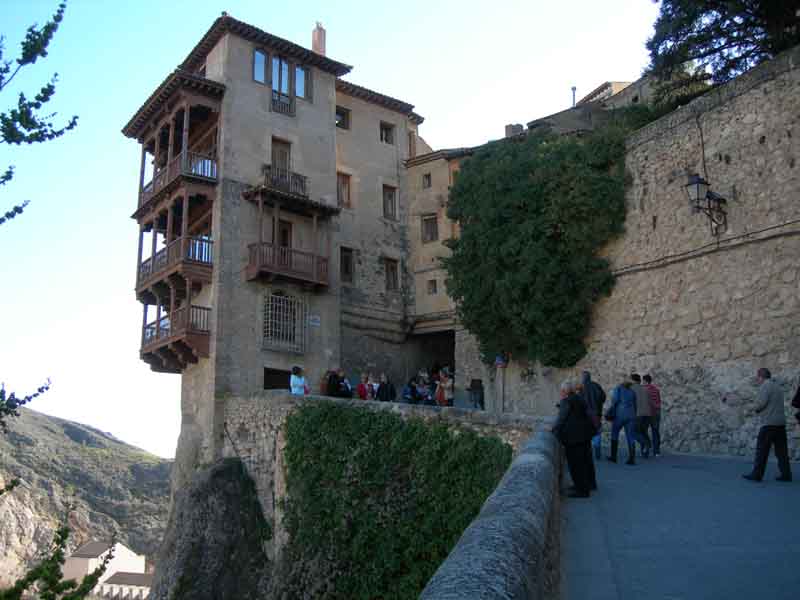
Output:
420 423 561 600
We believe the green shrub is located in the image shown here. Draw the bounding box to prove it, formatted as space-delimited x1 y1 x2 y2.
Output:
279 402 512 599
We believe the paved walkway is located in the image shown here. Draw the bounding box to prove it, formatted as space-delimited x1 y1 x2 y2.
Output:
561 451 800 600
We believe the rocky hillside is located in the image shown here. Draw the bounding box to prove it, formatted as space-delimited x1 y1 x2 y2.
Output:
0 408 171 586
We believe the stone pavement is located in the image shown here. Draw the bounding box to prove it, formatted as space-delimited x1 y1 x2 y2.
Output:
561 451 800 600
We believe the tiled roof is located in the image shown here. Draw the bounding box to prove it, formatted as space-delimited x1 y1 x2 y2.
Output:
71 541 111 558
122 70 225 140
336 80 422 121
104 572 153 587
181 13 352 77
405 147 473 167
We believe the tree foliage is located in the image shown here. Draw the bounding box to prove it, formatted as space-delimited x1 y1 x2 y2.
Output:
279 402 512 599
647 0 800 95
1 1 77 225
444 109 657 368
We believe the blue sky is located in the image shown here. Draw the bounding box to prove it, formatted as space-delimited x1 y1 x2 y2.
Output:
0 0 660 457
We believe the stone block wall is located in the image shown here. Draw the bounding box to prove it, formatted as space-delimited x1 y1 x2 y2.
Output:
220 392 542 559
462 45 800 459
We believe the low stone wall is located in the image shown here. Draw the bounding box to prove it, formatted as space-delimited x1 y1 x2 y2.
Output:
220 392 543 561
420 424 561 600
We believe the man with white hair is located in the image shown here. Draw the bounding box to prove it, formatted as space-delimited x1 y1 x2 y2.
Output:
553 378 596 498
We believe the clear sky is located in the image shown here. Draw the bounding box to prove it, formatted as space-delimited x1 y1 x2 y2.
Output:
0 0 660 458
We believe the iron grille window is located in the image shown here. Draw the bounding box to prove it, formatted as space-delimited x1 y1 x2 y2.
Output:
337 172 351 208
263 291 307 354
385 258 400 292
421 215 438 243
382 185 397 220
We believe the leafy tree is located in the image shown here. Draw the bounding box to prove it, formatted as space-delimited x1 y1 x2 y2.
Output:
647 0 800 95
0 4 110 598
1 1 77 226
444 109 655 368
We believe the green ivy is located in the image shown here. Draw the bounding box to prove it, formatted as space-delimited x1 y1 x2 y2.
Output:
444 107 660 367
279 402 512 599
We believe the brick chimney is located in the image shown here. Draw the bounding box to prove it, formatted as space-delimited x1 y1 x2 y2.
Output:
312 22 326 56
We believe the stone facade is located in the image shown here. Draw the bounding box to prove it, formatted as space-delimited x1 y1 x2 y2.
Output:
462 45 800 458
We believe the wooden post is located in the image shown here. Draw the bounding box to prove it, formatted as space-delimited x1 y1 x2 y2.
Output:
181 104 190 172
141 303 149 348
181 194 190 258
154 128 162 174
151 219 158 258
312 212 318 280
155 294 162 338
169 283 176 315
136 226 145 283
166 114 175 164
258 193 264 245
186 278 193 312
166 200 174 245
138 145 147 194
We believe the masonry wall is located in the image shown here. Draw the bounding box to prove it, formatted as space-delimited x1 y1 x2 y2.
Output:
220 392 541 560
466 46 800 458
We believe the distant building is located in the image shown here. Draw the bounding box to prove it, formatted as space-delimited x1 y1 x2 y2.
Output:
94 571 153 599
63 541 148 597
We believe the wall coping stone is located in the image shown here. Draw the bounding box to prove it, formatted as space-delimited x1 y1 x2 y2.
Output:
420 422 561 600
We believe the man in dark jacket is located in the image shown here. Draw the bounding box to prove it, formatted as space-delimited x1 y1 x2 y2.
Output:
375 373 396 402
554 379 595 498
581 371 606 460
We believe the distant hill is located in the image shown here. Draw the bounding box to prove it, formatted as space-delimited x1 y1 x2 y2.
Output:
0 408 171 586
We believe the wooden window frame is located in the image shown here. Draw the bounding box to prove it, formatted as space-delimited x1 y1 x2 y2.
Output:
421 214 438 243
337 172 351 209
340 246 355 285
382 185 397 220
295 64 313 102
336 106 351 130
253 49 268 85
422 173 432 189
380 121 395 145
384 258 400 292
427 279 438 295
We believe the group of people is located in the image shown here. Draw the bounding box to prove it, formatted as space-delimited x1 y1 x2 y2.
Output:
555 367 797 498
553 370 665 498
316 365 456 407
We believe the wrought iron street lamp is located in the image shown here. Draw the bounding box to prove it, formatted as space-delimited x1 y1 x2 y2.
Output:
685 173 727 236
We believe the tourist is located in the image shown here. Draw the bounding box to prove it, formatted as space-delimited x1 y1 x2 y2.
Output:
606 379 638 465
630 373 653 458
290 366 307 396
325 369 340 397
743 368 793 482
643 374 662 456
375 373 396 402
439 367 454 407
356 373 371 400
402 377 420 404
581 371 606 460
553 379 595 498
368 373 379 399
334 368 353 398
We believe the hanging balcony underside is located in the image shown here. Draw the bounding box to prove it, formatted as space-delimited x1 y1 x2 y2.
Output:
137 237 213 302
246 242 329 287
140 306 211 373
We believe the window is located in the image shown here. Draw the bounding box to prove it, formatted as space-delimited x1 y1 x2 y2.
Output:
408 131 417 158
271 56 292 114
384 258 399 292
382 185 397 220
263 291 307 354
337 172 351 208
336 106 350 129
422 173 432 189
340 247 354 284
295 65 310 100
253 50 267 83
421 215 438 243
427 279 438 295
380 121 395 144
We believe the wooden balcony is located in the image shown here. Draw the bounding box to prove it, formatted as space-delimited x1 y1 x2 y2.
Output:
246 242 329 287
141 305 211 373
271 91 294 116
137 237 213 297
139 151 218 212
263 165 309 199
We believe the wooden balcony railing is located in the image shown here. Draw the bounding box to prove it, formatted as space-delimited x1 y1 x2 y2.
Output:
247 242 328 285
139 151 218 208
271 91 294 116
263 165 309 198
137 237 213 285
142 305 211 349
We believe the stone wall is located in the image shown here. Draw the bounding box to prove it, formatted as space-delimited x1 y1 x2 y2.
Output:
420 425 561 600
467 45 800 459
220 392 542 559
